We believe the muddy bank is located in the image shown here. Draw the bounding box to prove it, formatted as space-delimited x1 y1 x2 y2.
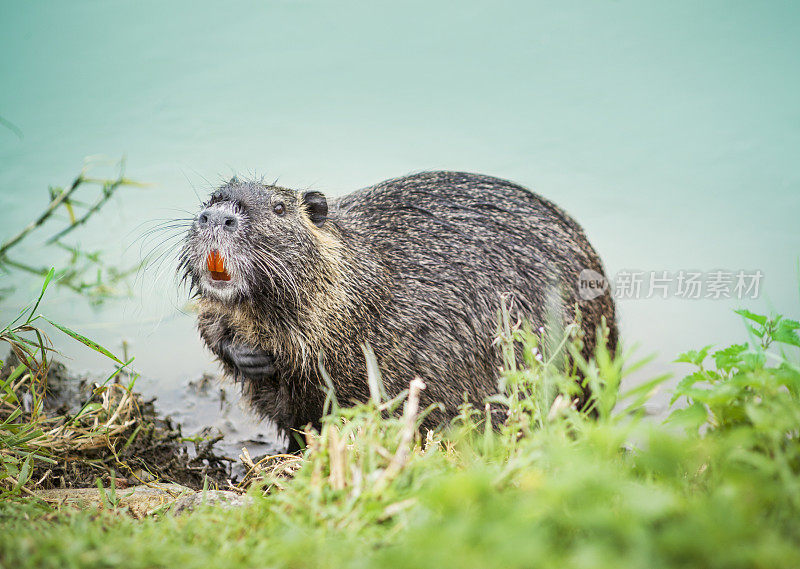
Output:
164 372 284 468
0 352 278 491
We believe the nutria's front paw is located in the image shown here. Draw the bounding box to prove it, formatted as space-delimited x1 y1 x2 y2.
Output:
222 342 277 383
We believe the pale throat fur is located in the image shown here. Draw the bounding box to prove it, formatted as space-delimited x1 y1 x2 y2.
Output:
196 210 360 378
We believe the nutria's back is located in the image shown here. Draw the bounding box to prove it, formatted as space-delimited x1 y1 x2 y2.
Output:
182 171 616 448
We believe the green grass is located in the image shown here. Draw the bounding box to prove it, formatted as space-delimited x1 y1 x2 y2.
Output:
1 294 799 569
0 269 139 495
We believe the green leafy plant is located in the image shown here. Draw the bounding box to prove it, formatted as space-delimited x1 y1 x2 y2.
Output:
666 309 800 509
0 159 144 304
668 309 800 435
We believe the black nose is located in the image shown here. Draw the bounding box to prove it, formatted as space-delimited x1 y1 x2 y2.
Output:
197 208 239 232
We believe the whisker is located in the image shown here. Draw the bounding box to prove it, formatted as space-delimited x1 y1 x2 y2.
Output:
134 229 189 260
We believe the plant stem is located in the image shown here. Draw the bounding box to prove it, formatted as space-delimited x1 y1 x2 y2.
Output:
0 175 84 257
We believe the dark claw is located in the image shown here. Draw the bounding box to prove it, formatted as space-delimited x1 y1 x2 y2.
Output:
222 341 277 382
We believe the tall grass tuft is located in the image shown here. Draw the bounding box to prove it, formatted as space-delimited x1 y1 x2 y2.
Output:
0 269 134 496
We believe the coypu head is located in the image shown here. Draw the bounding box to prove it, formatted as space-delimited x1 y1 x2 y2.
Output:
179 178 330 310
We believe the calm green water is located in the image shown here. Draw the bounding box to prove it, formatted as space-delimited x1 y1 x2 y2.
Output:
1 1 799 442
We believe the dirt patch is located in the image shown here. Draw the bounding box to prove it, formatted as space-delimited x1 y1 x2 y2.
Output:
1 352 235 491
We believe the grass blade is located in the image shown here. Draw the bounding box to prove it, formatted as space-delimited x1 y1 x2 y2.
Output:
27 267 55 323
43 317 124 364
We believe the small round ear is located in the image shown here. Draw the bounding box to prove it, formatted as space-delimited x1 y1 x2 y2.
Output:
302 191 328 227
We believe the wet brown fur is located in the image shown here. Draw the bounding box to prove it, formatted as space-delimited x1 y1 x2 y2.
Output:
182 171 617 442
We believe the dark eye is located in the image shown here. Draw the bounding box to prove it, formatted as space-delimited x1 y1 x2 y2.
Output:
273 203 286 216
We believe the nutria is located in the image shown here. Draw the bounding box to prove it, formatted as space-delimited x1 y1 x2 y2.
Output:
179 171 616 450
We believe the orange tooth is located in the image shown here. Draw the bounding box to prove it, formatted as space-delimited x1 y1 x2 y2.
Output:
207 250 224 272
207 250 231 281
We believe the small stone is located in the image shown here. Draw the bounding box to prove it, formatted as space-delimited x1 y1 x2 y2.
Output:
35 483 194 518
169 490 253 516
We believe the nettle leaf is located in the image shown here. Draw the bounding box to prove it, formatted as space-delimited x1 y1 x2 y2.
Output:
674 345 713 367
739 350 767 373
713 344 748 372
775 365 800 398
696 382 743 407
774 318 800 348
746 324 765 339
735 309 768 326
670 371 707 405
665 401 708 433
675 386 717 405
728 370 768 394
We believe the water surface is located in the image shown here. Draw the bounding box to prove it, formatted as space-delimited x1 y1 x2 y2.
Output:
1 1 798 444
